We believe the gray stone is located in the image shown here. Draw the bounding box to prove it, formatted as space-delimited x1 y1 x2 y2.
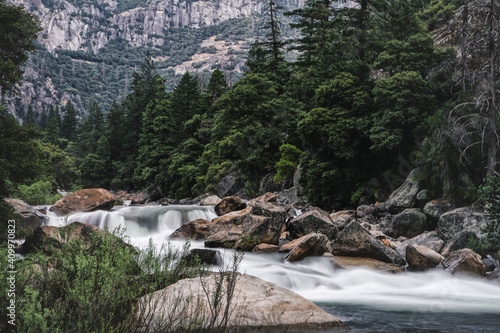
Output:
438 208 489 241
423 199 455 222
406 244 444 271
379 209 430 239
385 168 421 212
440 249 486 277
287 210 338 240
218 172 246 198
331 221 405 265
356 205 378 218
214 196 247 216
199 195 222 206
4 198 47 232
258 173 283 194
137 273 346 332
396 231 445 258
440 231 477 257
284 233 330 262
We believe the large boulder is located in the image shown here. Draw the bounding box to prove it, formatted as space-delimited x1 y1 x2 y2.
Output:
437 208 489 241
50 188 115 216
440 230 477 257
259 173 284 193
283 233 330 262
440 249 487 277
326 254 404 274
199 195 222 206
488 268 500 284
287 210 338 240
384 168 421 212
396 231 445 258
248 192 277 206
329 210 355 231
406 244 444 271
185 249 222 266
170 219 214 240
4 198 47 232
331 221 405 265
218 172 246 198
214 196 247 216
423 199 455 223
137 273 346 332
206 204 286 249
379 209 430 239
20 222 131 255
356 205 377 218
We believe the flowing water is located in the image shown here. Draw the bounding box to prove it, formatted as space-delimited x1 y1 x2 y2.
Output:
46 205 500 332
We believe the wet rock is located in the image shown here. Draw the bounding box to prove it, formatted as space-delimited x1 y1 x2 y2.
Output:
252 243 280 253
326 254 404 273
4 198 47 232
214 196 247 216
199 195 222 206
170 219 214 240
406 244 444 271
284 233 329 262
423 199 454 223
287 210 338 240
185 249 222 266
396 231 445 258
482 257 498 272
438 208 489 241
50 188 115 216
205 231 241 248
440 231 477 257
331 221 405 265
440 249 486 277
139 273 346 332
384 168 421 213
379 209 430 239
487 268 500 284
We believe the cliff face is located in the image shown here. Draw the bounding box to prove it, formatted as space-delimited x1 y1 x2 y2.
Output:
14 0 268 53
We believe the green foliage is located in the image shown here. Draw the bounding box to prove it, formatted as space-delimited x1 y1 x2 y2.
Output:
274 144 302 185
14 178 62 205
473 176 500 254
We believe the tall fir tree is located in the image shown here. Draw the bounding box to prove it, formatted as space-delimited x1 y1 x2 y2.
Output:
61 101 77 141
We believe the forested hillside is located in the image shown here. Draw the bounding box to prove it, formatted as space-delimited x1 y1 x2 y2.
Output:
2 0 500 215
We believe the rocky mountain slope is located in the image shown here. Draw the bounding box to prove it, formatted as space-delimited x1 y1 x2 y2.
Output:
7 0 302 118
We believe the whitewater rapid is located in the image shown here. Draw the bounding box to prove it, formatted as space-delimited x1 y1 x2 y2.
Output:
45 205 500 315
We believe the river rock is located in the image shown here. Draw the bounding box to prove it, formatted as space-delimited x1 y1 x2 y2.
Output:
20 222 130 255
137 273 346 332
379 209 430 239
440 231 477 257
384 168 421 212
248 192 277 206
50 188 115 216
259 173 283 193
199 195 222 206
287 210 338 240
356 205 377 218
170 219 214 240
406 244 444 271
284 233 329 262
488 268 500 284
423 199 455 222
4 198 47 232
215 196 247 216
205 231 242 248
440 249 486 277
396 231 445 258
331 221 405 265
437 208 489 241
218 172 246 198
326 254 404 273
185 249 222 266
252 243 280 253
329 211 354 231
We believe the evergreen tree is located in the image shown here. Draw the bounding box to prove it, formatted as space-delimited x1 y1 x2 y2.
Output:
206 69 228 105
40 107 48 129
24 105 36 126
106 100 126 162
61 101 78 141
45 116 60 146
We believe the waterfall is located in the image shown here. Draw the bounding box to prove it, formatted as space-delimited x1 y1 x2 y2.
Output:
45 205 500 319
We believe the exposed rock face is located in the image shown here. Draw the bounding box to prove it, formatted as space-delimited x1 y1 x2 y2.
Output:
326 254 404 273
214 196 247 216
137 273 346 332
49 188 115 216
379 209 430 239
423 199 455 222
440 249 486 277
440 231 477 257
437 208 489 241
199 195 222 206
396 231 445 258
20 222 125 255
4 198 47 231
287 210 338 240
384 168 421 212
218 172 246 198
283 233 329 262
258 173 283 194
170 219 214 240
406 244 444 271
331 221 405 265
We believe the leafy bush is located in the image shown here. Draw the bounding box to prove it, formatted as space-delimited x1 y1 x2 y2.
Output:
474 176 500 254
14 179 62 205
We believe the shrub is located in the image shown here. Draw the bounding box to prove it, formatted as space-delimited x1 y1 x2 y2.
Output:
15 179 62 205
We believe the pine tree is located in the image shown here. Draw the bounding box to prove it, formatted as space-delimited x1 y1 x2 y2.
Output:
45 116 60 146
61 101 77 141
170 71 202 141
24 105 36 126
206 69 228 104
40 107 48 129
